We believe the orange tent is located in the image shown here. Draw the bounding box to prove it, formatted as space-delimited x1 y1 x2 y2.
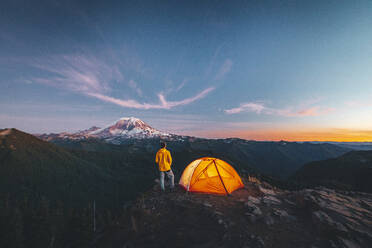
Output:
179 157 244 195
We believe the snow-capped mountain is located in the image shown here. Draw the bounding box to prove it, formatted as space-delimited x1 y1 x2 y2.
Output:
37 117 173 143
74 126 101 136
89 117 170 139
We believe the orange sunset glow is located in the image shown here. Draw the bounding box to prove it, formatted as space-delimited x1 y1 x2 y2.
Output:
195 128 372 142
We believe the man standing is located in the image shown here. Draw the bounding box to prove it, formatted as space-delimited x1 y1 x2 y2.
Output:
155 141 174 191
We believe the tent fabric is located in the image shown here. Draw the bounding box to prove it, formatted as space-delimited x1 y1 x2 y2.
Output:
179 157 244 195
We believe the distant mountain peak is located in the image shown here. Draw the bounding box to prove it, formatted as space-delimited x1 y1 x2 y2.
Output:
37 117 174 143
118 116 142 122
0 128 13 136
110 117 151 131
89 117 170 139
75 126 101 136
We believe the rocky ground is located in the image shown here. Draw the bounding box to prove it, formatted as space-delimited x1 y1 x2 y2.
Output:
95 178 372 248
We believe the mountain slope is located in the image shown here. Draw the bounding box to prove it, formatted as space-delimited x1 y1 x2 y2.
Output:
310 141 372 151
293 150 372 192
0 128 160 248
0 128 118 206
95 178 372 248
185 138 351 178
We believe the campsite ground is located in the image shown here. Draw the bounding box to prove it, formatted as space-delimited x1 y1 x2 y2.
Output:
94 178 372 248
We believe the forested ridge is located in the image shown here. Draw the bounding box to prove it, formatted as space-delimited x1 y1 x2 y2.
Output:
0 129 155 247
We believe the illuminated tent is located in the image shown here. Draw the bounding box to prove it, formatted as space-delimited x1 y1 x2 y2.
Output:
179 157 244 195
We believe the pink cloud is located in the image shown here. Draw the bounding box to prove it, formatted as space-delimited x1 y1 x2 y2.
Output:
87 87 214 110
28 54 215 110
31 55 118 94
225 102 335 117
345 99 372 108
294 107 317 116
159 87 215 109
224 103 265 114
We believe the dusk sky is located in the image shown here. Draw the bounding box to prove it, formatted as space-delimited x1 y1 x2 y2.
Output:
1 0 372 141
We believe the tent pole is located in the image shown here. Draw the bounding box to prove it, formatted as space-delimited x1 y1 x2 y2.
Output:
187 160 213 192
213 160 230 196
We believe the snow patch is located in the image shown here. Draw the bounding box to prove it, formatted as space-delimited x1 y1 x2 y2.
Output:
89 116 170 138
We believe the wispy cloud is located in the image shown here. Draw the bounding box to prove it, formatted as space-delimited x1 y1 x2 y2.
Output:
225 102 265 114
205 43 226 78
158 87 215 108
175 79 187 92
31 55 119 94
215 59 233 80
29 54 214 110
88 87 215 110
225 101 334 117
345 99 372 108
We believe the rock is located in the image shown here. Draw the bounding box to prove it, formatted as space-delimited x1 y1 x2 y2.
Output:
284 199 295 206
329 240 338 248
264 215 275 225
249 234 265 248
245 213 257 223
248 175 261 184
248 196 261 204
259 186 276 195
273 208 297 222
245 201 262 216
244 201 256 208
312 210 348 232
286 215 297 222
256 236 265 246
273 209 288 218
338 237 361 248
95 174 372 248
263 195 281 205
253 207 262 215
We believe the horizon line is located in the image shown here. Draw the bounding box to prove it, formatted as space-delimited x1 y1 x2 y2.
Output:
2 127 372 143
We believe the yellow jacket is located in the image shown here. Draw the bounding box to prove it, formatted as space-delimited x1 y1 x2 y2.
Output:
155 148 172 171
